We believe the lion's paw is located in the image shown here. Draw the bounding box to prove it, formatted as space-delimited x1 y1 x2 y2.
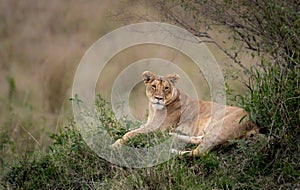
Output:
110 139 124 149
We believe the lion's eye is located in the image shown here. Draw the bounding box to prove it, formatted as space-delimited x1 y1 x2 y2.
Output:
151 85 156 89
164 87 169 91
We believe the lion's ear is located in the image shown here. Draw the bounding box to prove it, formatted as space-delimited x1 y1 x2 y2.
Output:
167 73 180 85
142 71 156 84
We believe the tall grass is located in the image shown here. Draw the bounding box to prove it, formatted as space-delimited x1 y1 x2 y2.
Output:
2 96 299 189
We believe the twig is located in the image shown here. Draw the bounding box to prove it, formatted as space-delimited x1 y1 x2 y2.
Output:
20 125 41 147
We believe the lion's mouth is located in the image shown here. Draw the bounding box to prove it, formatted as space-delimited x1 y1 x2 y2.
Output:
152 100 164 105
150 98 165 109
151 102 165 110
152 99 165 105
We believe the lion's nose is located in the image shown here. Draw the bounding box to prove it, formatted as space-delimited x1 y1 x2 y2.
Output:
155 96 163 101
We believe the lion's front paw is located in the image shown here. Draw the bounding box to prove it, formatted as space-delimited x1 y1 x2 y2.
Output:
110 139 124 149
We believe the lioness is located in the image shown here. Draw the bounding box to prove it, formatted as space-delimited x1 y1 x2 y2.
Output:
111 71 258 156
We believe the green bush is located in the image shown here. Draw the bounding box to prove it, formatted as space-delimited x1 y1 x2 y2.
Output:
240 61 299 152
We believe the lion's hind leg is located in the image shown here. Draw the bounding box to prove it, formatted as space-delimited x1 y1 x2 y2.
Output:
169 132 203 144
169 133 203 156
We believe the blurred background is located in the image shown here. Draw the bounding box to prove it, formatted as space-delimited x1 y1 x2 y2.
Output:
0 0 253 168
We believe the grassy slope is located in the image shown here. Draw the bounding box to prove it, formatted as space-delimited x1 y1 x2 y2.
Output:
2 98 299 189
2 122 299 189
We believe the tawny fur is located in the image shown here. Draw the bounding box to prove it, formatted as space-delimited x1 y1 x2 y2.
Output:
111 71 257 156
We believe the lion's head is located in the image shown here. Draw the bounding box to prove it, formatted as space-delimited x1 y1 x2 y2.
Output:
142 71 180 110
